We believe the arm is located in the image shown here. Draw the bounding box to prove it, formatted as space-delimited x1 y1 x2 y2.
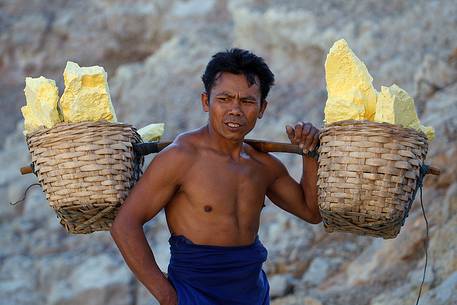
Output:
266 122 322 224
110 144 189 305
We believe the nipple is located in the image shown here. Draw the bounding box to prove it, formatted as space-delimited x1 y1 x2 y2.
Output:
204 205 213 212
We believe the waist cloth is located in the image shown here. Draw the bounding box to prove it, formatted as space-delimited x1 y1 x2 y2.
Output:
167 235 270 305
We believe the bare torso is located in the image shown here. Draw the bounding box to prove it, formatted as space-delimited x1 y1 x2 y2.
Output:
164 127 275 246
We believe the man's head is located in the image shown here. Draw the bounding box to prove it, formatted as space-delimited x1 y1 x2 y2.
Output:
200 49 275 142
201 48 275 103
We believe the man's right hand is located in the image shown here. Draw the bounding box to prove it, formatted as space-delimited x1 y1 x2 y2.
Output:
158 284 178 305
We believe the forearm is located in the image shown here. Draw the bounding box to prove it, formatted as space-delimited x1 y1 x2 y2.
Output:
110 218 175 302
301 156 321 223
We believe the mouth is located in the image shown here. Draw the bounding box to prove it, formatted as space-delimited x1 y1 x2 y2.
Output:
225 122 242 128
224 122 243 130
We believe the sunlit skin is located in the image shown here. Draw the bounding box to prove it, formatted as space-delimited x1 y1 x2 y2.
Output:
110 72 321 305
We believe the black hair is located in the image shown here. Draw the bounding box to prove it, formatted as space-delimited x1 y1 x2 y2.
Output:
201 48 275 102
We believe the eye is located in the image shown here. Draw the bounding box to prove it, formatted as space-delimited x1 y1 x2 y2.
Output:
217 96 230 102
242 99 256 104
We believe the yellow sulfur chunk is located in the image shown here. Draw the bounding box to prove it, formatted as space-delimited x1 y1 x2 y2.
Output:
137 123 165 142
418 125 435 141
324 39 377 123
324 98 366 122
374 84 435 140
60 61 117 123
21 76 62 135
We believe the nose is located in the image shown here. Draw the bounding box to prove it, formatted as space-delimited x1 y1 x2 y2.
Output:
228 99 242 116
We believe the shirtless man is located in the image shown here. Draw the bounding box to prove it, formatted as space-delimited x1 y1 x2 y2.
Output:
110 48 322 305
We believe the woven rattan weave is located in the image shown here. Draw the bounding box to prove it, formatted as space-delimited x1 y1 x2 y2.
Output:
317 120 428 239
26 121 144 234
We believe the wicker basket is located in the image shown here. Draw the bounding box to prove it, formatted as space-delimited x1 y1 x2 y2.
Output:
317 120 428 239
26 121 144 234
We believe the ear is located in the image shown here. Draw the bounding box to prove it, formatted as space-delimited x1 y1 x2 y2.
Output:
257 100 268 119
201 92 209 112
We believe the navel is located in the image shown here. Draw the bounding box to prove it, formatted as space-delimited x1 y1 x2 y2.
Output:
204 205 213 212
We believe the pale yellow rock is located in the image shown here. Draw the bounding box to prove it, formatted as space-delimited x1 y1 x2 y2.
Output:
60 61 117 123
323 96 366 123
418 125 435 140
374 84 435 140
324 39 377 123
21 76 62 135
137 123 165 142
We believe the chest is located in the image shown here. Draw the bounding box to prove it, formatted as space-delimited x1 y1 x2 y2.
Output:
179 155 271 210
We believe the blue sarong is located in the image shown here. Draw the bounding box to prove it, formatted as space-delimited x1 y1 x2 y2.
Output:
167 235 270 305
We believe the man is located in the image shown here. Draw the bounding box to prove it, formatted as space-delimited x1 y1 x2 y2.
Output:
110 48 322 305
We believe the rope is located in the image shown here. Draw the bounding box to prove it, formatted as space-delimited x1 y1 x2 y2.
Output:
415 184 429 305
405 164 429 305
9 183 41 205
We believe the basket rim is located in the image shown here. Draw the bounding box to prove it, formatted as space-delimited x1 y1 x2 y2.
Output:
323 119 428 138
25 120 136 139
324 120 427 137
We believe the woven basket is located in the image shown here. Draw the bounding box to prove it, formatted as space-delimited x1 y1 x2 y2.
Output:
317 120 428 239
26 121 144 234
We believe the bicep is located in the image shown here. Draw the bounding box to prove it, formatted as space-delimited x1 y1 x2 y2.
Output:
265 158 312 221
116 146 188 224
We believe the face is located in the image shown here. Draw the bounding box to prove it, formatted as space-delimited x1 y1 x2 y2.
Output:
201 72 267 142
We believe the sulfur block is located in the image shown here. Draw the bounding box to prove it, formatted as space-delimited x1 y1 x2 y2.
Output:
60 61 117 123
324 39 377 123
137 123 165 142
374 84 435 140
21 76 62 135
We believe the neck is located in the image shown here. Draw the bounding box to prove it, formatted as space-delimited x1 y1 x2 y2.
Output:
204 125 245 160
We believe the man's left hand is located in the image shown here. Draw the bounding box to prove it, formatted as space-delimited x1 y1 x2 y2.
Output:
286 122 320 154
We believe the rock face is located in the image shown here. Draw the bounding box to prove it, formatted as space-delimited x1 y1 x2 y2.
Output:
1 1 457 305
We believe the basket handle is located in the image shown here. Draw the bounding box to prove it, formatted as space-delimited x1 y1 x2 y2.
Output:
19 139 441 176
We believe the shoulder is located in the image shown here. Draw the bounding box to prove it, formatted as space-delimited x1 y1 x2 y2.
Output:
244 143 288 178
149 127 208 169
139 130 202 187
153 130 199 163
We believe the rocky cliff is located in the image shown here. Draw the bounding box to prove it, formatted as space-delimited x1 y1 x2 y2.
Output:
1 1 456 304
